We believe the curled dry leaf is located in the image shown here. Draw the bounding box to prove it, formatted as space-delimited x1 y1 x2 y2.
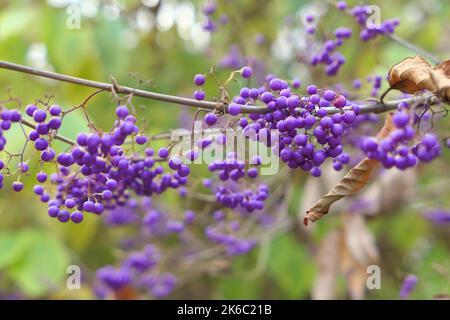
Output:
298 157 416 228
304 113 395 225
298 165 345 232
303 158 379 225
388 56 450 101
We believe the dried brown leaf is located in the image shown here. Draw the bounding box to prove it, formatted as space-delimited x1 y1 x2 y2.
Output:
298 166 344 231
388 56 450 101
304 158 380 225
304 113 395 225
437 60 450 76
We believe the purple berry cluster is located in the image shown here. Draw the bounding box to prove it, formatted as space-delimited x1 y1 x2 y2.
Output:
350 5 400 41
228 75 357 177
143 206 188 235
203 150 268 212
201 1 228 33
367 74 384 97
203 205 274 256
214 181 269 211
304 2 399 76
309 27 352 76
96 244 175 298
39 105 189 224
206 217 256 256
219 45 244 70
360 105 441 170
26 104 63 161
93 190 276 299
193 73 206 101
0 108 22 190
412 133 441 163
304 14 316 35
104 204 139 226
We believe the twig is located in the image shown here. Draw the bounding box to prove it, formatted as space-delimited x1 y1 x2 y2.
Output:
0 60 444 153
323 93 440 114
0 60 264 113
0 60 442 118
20 117 76 145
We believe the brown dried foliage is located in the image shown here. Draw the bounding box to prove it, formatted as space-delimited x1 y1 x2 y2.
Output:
388 56 450 101
304 113 396 225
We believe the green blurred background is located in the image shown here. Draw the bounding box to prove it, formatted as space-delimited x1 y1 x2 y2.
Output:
0 0 449 299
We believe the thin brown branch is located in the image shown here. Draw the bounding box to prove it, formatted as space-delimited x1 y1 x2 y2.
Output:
1 60 440 116
20 117 76 145
0 60 265 113
0 59 445 152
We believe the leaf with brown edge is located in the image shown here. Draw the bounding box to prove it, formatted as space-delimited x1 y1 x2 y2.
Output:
303 113 395 226
388 56 450 101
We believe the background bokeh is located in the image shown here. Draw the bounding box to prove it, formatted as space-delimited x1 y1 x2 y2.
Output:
0 0 449 299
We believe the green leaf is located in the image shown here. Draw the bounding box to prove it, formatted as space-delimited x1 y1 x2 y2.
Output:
0 231 33 269
412 244 450 299
0 8 34 40
218 255 263 299
9 231 70 297
267 234 315 299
